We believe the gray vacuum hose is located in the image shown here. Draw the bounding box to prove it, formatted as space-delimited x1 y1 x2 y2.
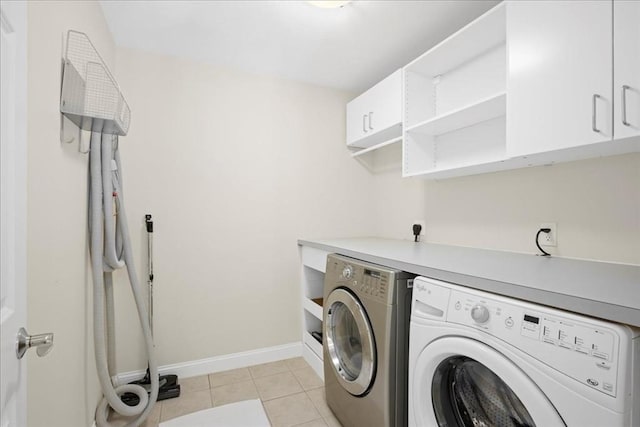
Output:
89 123 159 426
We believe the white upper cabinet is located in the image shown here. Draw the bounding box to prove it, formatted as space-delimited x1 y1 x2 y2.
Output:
348 1 638 179
614 0 640 140
507 1 613 158
346 69 402 149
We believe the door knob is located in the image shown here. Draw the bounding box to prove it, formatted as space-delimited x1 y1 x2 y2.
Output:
16 327 54 359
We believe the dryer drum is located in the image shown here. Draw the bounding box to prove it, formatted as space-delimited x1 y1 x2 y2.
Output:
328 302 363 380
432 356 535 427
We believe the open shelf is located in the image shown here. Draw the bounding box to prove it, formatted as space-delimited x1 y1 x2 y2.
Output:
405 156 511 180
406 92 505 136
403 116 507 178
351 136 402 158
299 246 328 380
303 331 323 359
302 266 324 300
302 333 324 379
403 2 506 179
303 297 323 320
405 3 506 76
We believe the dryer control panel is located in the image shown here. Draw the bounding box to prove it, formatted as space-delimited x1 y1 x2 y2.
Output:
412 277 635 399
327 254 413 305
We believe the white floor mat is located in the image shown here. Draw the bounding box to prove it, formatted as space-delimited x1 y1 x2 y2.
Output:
159 399 271 427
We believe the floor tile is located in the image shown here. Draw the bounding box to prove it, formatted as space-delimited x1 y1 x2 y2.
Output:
292 366 323 390
285 357 309 371
105 411 128 427
160 389 212 422
141 401 162 427
179 374 210 393
263 392 322 427
137 358 327 425
323 412 343 427
211 379 259 407
208 367 252 388
249 360 290 378
106 400 162 427
294 419 328 427
254 371 304 401
306 388 332 418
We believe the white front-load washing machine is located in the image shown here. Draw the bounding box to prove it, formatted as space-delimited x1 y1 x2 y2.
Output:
409 277 640 427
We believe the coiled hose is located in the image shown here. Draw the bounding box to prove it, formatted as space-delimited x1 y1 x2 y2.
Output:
89 121 159 426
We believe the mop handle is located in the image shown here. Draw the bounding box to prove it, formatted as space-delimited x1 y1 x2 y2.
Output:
145 214 154 337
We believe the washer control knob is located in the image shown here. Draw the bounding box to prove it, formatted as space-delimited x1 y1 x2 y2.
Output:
342 265 353 279
471 304 490 324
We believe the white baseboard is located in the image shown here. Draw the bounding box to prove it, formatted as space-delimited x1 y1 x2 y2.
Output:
116 341 302 384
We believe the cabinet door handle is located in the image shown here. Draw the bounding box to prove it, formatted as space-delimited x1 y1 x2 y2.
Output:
363 114 368 133
622 85 631 127
592 94 601 133
368 112 373 130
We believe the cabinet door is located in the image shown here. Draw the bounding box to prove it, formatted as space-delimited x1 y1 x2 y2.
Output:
346 69 402 148
367 69 402 135
507 1 612 158
346 93 369 146
614 0 640 139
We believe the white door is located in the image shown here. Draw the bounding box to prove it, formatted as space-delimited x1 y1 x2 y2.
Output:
507 0 613 157
0 2 27 427
614 0 640 139
411 337 566 427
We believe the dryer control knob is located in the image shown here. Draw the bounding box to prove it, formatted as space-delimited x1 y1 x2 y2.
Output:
471 304 490 324
342 265 353 279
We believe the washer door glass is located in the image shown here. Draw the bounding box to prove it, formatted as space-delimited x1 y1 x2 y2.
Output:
412 336 565 427
432 356 536 427
325 288 376 396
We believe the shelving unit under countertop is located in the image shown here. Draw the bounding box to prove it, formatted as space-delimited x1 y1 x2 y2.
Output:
298 237 640 328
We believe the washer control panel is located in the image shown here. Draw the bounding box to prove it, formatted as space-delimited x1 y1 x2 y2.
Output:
519 313 614 361
412 277 631 399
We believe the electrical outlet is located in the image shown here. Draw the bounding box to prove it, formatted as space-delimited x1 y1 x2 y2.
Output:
540 222 557 247
412 220 426 239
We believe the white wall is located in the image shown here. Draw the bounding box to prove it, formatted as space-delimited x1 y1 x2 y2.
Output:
110 48 405 371
371 143 428 240
422 153 640 264
26 2 114 426
368 142 640 265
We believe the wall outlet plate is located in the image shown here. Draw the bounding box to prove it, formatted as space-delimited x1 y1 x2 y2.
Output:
540 222 557 247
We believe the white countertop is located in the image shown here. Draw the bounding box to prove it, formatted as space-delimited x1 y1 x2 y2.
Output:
298 237 640 327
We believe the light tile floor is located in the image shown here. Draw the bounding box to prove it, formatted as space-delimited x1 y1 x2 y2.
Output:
111 357 342 427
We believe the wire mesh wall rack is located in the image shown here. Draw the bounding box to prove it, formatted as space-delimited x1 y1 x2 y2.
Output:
60 30 130 136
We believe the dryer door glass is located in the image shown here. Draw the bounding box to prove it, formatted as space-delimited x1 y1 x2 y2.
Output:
325 288 376 396
432 356 535 427
329 302 362 380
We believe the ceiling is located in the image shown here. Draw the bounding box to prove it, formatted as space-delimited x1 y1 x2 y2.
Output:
100 0 499 93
